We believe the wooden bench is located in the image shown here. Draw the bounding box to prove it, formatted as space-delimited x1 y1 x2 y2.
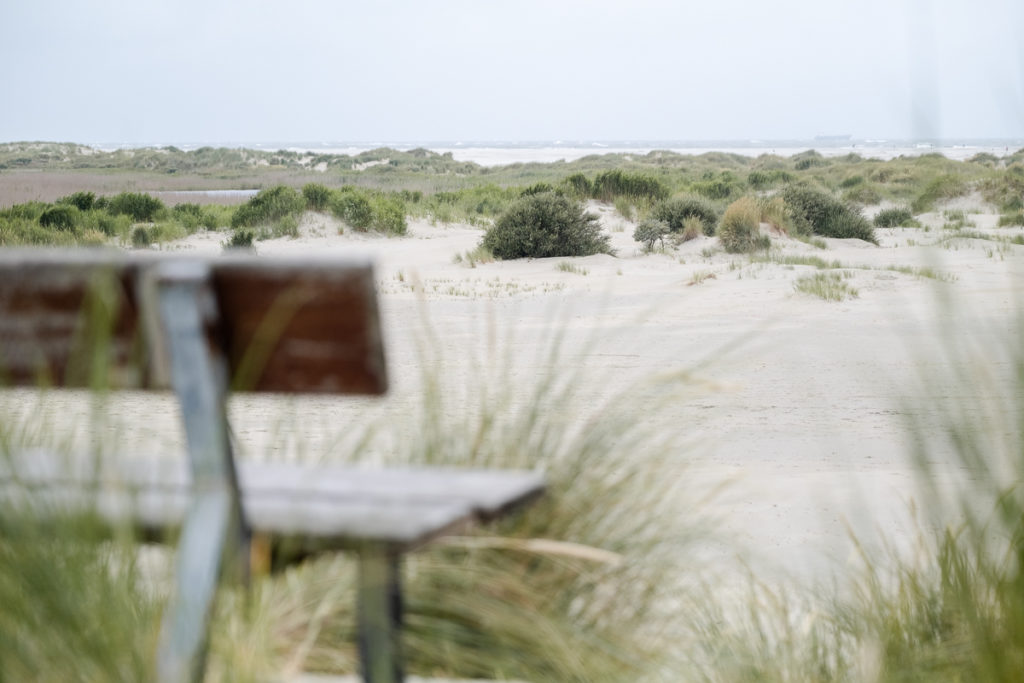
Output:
0 249 545 683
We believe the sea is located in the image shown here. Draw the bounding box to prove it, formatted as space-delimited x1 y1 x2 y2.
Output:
91 138 1024 167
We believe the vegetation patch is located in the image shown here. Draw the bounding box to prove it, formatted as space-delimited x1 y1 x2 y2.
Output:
793 271 858 301
874 207 916 228
717 197 769 253
781 185 877 243
482 192 610 259
652 196 718 236
633 218 669 251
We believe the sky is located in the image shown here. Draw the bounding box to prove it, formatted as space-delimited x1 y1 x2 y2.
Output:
2 0 1022 144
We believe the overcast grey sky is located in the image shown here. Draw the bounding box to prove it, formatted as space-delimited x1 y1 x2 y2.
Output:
2 0 1021 143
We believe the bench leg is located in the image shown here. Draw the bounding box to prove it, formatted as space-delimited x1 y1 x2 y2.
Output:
358 549 404 683
156 488 238 683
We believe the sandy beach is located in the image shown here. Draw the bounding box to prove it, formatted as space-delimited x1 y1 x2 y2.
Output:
6 197 1020 588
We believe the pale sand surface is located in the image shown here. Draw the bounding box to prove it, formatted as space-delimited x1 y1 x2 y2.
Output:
4 202 1023 585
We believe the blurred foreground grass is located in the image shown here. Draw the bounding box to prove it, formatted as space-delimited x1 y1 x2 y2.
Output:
2 298 1024 681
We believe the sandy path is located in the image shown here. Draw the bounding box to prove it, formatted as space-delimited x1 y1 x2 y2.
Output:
5 205 1023 584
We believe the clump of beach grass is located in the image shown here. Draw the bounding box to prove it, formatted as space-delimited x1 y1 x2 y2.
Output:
793 271 858 301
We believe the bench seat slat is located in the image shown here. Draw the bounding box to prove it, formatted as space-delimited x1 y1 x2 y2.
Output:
1 450 545 551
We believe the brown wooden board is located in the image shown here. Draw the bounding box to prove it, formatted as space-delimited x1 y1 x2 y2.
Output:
0 249 387 395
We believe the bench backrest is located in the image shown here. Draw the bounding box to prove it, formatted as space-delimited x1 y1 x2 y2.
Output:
0 249 387 395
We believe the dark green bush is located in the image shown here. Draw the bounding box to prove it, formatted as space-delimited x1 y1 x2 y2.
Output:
58 191 95 211
107 192 166 222
231 186 305 229
224 229 256 250
563 173 592 197
652 196 718 236
521 182 559 197
130 226 151 248
874 207 915 228
839 175 865 188
38 205 81 232
592 170 668 202
482 192 610 259
633 219 669 251
781 185 877 243
330 187 375 230
302 183 331 211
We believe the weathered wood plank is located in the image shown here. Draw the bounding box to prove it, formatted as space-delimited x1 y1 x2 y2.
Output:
0 450 545 551
0 249 387 395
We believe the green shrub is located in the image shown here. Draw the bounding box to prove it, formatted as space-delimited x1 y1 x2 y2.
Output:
592 170 668 202
839 175 865 188
330 187 375 230
781 185 877 243
563 173 592 197
107 192 166 222
302 183 331 211
231 185 305 229
652 196 718 236
691 175 737 200
874 207 915 228
38 205 81 232
58 191 95 211
482 192 610 259
717 197 768 253
520 182 557 197
171 203 205 231
224 229 256 250
95 212 131 237
633 219 668 251
130 226 151 248
370 195 408 235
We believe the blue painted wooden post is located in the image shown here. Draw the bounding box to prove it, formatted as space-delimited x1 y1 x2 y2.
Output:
153 261 250 683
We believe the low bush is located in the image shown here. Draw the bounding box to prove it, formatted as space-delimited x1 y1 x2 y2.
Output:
231 186 305 229
520 182 557 197
58 191 96 211
369 195 408 235
633 219 668 251
563 172 592 197
302 183 331 211
717 196 768 253
592 170 668 202
330 187 375 230
224 229 256 250
38 205 81 232
482 192 610 259
107 192 166 222
781 185 877 243
874 207 915 228
130 226 151 248
652 196 718 236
